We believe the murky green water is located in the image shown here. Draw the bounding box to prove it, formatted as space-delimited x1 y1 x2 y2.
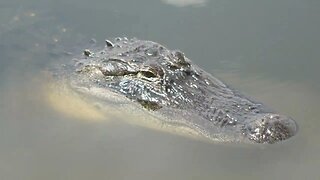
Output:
1 0 319 179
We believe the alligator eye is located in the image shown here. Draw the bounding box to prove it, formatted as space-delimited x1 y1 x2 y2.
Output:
138 65 163 80
139 71 157 78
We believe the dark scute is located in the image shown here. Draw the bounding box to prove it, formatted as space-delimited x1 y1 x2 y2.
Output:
105 39 114 47
83 49 92 57
175 51 190 66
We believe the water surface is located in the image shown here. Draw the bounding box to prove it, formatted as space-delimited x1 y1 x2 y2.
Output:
0 0 319 179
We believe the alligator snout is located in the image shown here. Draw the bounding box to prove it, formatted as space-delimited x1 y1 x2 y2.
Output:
243 113 297 144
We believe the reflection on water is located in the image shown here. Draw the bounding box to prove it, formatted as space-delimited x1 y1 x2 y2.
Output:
45 79 107 122
0 0 320 180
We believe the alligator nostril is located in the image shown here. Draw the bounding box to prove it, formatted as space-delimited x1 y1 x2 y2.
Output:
243 113 297 144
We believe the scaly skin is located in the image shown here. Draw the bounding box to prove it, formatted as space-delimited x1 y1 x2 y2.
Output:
67 37 297 144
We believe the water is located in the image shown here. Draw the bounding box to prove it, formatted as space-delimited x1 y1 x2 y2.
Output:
0 0 319 179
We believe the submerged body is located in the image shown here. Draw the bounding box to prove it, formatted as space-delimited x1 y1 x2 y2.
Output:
59 37 297 144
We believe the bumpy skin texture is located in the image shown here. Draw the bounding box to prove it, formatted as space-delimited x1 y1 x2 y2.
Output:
72 37 297 144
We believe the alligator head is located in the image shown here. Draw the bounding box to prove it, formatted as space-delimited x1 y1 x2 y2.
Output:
72 37 297 144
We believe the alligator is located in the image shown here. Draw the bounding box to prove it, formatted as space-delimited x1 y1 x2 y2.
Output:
55 37 297 144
